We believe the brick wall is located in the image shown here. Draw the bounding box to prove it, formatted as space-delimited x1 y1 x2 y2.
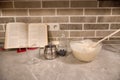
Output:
0 0 120 44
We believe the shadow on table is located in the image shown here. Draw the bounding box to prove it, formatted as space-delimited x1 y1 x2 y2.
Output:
57 54 88 64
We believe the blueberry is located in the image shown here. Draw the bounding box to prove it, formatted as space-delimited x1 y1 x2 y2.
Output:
57 49 67 56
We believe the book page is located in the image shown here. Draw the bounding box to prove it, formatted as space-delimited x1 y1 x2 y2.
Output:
28 23 48 48
4 23 28 49
4 23 48 49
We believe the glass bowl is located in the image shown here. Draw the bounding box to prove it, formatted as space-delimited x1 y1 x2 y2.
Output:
70 39 102 62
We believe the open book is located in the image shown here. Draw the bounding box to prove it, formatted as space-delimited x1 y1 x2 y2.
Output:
4 22 48 49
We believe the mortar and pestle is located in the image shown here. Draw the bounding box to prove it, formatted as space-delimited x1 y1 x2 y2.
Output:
70 29 120 62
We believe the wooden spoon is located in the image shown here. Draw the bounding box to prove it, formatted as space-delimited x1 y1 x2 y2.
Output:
92 29 120 47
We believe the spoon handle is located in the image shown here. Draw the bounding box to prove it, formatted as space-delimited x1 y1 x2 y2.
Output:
93 29 120 47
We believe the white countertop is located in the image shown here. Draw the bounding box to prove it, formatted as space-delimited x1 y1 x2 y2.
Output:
0 45 120 80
